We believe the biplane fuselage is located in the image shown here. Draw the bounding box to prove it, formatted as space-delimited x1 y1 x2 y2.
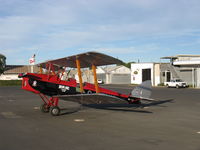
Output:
20 73 130 99
20 73 77 96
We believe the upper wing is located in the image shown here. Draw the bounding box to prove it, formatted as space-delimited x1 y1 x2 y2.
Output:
39 51 123 68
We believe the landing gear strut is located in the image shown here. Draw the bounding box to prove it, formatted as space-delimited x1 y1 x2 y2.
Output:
40 103 50 113
39 94 60 116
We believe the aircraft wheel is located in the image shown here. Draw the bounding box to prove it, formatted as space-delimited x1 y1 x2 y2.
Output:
40 104 50 113
50 106 60 116
87 90 93 94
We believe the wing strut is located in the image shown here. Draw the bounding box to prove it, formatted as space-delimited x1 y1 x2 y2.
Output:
92 64 100 93
76 59 84 93
39 65 43 74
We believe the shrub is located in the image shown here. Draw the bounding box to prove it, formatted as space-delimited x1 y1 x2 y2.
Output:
157 83 164 86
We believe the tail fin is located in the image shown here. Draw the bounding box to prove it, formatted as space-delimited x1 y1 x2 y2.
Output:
131 80 152 99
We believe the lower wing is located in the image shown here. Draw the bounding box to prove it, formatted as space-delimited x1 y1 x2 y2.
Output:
55 93 126 104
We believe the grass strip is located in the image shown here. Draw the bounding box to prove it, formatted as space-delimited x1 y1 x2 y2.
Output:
0 80 22 86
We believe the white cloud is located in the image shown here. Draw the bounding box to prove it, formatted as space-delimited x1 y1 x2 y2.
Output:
0 0 200 64
79 43 165 54
79 47 140 54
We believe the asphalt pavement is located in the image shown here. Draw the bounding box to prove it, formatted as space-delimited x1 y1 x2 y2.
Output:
0 85 200 150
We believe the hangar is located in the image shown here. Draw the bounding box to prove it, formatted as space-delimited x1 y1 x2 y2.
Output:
98 65 131 84
131 63 167 86
74 65 131 84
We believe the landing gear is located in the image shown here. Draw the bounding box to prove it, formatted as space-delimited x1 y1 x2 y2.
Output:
40 104 60 116
50 106 60 116
39 94 60 116
87 90 93 94
40 103 50 113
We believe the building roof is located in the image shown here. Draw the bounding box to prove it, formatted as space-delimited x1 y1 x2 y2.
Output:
173 60 200 66
103 65 122 72
160 56 178 59
161 54 200 59
103 65 131 73
4 65 40 74
161 54 200 66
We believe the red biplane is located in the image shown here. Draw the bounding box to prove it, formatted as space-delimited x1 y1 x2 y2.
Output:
19 51 153 116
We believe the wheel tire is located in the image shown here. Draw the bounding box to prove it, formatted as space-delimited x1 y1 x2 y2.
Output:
40 104 50 113
50 106 60 116
87 90 93 94
176 85 179 89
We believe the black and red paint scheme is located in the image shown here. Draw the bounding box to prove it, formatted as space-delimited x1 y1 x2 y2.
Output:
19 72 147 116
19 52 152 116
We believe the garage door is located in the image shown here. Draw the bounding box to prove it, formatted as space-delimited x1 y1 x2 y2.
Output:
111 74 131 84
180 70 193 85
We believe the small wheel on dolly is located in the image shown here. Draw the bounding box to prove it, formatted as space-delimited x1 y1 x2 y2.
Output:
40 103 50 113
50 106 60 116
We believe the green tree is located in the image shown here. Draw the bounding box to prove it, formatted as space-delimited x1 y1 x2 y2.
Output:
121 61 135 68
0 54 6 74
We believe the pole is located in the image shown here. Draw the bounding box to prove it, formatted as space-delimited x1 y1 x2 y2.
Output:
76 59 84 93
192 68 194 88
31 65 33 73
92 64 100 93
39 65 43 74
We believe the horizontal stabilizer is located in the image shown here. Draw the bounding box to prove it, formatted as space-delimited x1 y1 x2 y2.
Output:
131 80 152 100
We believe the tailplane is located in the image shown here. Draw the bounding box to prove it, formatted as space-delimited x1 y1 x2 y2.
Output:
131 80 152 100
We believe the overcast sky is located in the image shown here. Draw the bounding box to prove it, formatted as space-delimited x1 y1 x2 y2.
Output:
1 0 200 65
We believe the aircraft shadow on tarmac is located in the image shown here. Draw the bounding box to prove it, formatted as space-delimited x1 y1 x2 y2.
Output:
59 99 174 115
59 107 82 116
84 99 174 113
140 99 174 107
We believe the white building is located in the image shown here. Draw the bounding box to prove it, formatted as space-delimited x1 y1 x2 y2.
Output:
131 63 161 86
